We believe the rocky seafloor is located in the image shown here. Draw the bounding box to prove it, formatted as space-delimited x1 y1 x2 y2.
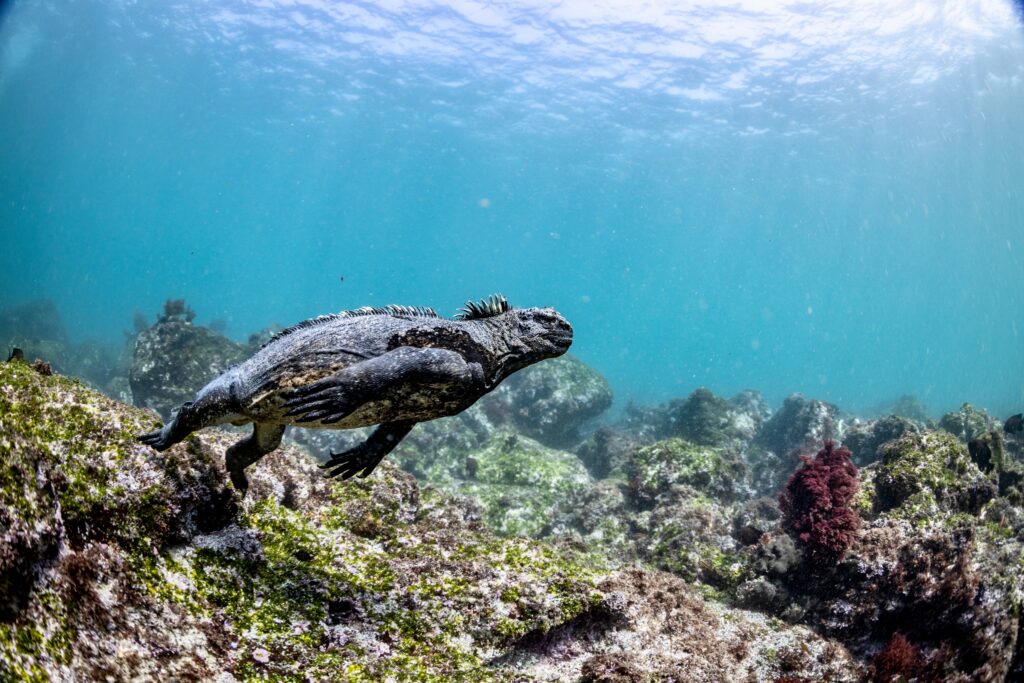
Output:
2 299 1024 682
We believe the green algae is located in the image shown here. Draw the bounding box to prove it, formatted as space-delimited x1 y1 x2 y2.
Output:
629 437 746 505
0 361 604 681
451 431 592 538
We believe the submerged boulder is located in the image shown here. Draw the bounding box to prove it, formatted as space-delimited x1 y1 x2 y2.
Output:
626 438 749 508
938 402 999 444
752 393 845 494
663 388 763 449
873 431 995 518
480 354 612 448
841 414 919 466
129 307 248 419
452 430 594 538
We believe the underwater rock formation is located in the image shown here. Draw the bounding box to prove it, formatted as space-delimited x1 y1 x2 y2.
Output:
480 354 612 448
742 430 1024 681
0 361 868 682
661 387 766 450
752 393 845 495
0 361 600 680
448 430 595 538
938 402 1000 444
840 414 919 466
129 302 248 419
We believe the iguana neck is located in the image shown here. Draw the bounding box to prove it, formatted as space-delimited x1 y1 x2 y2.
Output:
473 317 533 390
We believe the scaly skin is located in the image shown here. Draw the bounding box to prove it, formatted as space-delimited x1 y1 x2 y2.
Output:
139 298 572 492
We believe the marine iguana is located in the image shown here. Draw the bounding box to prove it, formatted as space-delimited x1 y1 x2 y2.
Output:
138 295 572 492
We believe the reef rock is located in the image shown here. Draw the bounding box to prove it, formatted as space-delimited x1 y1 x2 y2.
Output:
752 393 845 494
873 431 995 518
0 360 604 681
480 354 612 448
841 414 920 466
447 430 595 538
129 313 248 419
938 402 1000 444
574 426 637 480
498 569 860 682
661 388 766 450
626 438 749 507
747 429 1024 681
0 359 869 682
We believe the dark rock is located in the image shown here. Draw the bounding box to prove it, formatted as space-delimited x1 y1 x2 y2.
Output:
968 430 1004 474
753 394 844 493
129 318 248 419
575 426 636 479
938 403 998 443
733 496 781 546
1006 414 1023 435
752 533 803 576
480 354 612 448
841 415 919 466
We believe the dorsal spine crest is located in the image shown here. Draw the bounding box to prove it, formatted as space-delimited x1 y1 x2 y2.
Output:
261 305 440 349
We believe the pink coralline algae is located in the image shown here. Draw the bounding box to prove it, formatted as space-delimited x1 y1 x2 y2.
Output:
779 440 860 565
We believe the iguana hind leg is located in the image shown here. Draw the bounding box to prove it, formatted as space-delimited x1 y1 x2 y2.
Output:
226 422 286 493
321 421 416 479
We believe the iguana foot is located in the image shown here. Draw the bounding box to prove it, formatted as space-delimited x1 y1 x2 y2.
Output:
138 425 176 451
320 443 387 480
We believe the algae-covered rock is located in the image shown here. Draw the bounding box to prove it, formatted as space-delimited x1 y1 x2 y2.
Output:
841 415 919 466
129 318 248 419
874 431 995 519
481 354 612 448
498 569 861 682
574 426 636 480
0 361 609 682
454 430 594 538
655 387 768 451
938 402 999 443
752 394 845 494
627 438 748 507
755 394 843 458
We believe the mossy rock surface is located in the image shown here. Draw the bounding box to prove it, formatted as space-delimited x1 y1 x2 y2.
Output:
0 361 603 682
454 430 593 538
482 354 612 447
627 438 747 506
874 431 996 521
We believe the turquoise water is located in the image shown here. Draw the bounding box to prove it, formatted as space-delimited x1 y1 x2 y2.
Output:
1 0 1022 416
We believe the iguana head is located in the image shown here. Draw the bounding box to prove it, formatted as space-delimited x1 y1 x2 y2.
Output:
507 307 573 360
456 295 572 384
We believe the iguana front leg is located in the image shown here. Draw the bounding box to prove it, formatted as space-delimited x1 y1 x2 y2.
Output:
320 421 416 479
281 346 485 425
